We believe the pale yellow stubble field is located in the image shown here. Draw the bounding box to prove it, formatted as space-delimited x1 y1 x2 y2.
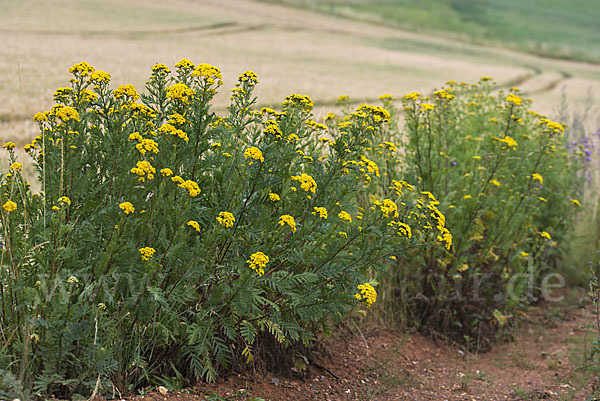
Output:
1 0 599 173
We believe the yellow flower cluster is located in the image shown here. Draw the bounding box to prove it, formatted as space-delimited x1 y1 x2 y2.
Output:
493 135 518 148
404 92 422 102
540 231 552 240
290 173 317 194
354 283 377 308
268 192 280 202
376 199 399 218
506 93 523 105
167 83 195 104
139 247 156 261
359 155 380 178
176 179 201 197
420 103 435 111
192 63 223 86
247 251 269 276
160 168 173 177
113 84 140 102
159 123 189 142
2 200 17 212
168 113 187 126
90 70 111 85
379 141 397 152
53 87 73 103
354 104 391 124
388 221 412 238
9 162 22 171
130 160 156 181
135 138 159 155
532 173 543 184
51 104 80 122
187 220 201 232
244 147 264 164
57 196 71 206
539 118 564 134
119 202 135 214
390 180 414 196
263 120 283 139
69 61 95 77
151 63 171 75
278 214 296 233
175 58 194 70
282 94 314 113
338 211 352 223
3 142 16 150
312 206 328 219
434 89 455 100
238 70 259 86
217 211 235 228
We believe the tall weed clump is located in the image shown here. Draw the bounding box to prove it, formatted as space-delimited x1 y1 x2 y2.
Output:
0 60 448 399
376 78 583 349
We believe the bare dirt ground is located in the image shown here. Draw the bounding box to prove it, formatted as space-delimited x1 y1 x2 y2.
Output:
117 289 598 401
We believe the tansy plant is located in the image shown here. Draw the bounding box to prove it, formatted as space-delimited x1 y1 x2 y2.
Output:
0 60 447 399
370 78 582 350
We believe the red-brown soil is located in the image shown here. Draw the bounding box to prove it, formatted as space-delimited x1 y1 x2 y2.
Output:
123 290 598 401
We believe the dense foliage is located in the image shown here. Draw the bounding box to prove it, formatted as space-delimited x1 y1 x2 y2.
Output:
376 78 582 349
0 61 447 399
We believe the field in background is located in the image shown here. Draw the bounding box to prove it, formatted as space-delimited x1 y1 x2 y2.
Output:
262 0 600 64
1 0 599 178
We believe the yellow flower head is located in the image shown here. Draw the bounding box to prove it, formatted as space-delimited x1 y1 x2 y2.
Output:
192 63 223 86
570 199 581 207
9 162 22 171
282 94 314 113
57 196 71 206
187 220 201 232
119 202 135 215
290 173 317 194
420 103 435 111
51 104 80 122
338 211 352 223
166 83 195 104
268 192 280 202
247 251 269 276
532 173 543 184
113 84 139 102
354 283 377 308
69 61 95 77
540 231 552 240
278 214 296 233
178 180 201 197
175 58 195 71
377 199 399 218
217 211 235 228
312 206 328 219
506 93 523 105
2 200 17 213
151 63 171 75
90 70 111 85
160 168 173 177
238 70 259 86
403 92 420 101
244 147 264 164
139 247 156 261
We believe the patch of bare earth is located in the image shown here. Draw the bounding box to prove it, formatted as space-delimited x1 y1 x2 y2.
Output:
118 290 598 401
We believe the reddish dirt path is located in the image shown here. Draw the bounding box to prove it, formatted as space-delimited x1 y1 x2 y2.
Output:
124 290 598 401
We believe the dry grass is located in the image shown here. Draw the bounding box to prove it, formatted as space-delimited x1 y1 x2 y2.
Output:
0 0 598 151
